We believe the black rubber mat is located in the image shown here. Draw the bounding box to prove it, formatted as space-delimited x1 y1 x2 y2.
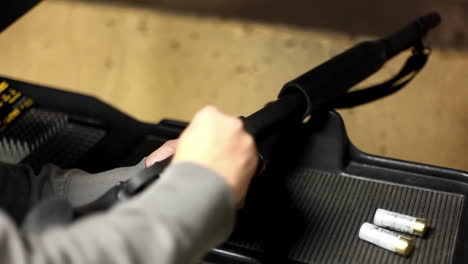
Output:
228 169 464 263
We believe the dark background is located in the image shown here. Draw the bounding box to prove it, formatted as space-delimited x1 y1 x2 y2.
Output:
1 0 40 31
3 0 468 50
70 0 468 50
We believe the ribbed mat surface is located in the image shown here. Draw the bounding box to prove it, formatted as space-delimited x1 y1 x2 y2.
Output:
0 108 106 169
23 122 106 170
0 108 67 164
228 169 464 263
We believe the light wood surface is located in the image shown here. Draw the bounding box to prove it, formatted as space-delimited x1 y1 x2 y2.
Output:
1 0 468 170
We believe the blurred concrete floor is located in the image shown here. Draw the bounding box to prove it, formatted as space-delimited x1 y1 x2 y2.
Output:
1 0 468 170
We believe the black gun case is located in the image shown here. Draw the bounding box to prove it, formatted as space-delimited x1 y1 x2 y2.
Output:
0 77 466 264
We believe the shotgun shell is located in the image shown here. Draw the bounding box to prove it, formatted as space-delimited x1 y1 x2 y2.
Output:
359 222 414 257
373 209 428 237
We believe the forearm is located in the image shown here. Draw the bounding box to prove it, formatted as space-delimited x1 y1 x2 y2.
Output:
0 159 156 224
0 162 235 264
43 159 158 207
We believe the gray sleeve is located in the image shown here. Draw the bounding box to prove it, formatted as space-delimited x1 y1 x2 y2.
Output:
41 159 161 207
0 160 154 222
0 162 236 264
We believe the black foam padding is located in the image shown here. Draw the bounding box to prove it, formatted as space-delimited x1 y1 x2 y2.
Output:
23 122 106 171
2 108 67 147
0 107 106 170
228 169 463 263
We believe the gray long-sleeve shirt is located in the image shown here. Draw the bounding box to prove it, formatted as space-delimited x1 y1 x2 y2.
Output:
0 162 236 264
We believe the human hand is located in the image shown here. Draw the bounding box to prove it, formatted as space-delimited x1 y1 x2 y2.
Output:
173 106 258 205
145 139 179 168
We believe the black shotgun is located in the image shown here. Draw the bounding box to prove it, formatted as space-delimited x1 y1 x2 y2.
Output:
74 12 441 217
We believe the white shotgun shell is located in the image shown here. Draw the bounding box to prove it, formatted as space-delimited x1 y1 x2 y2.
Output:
374 209 427 237
359 222 414 257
